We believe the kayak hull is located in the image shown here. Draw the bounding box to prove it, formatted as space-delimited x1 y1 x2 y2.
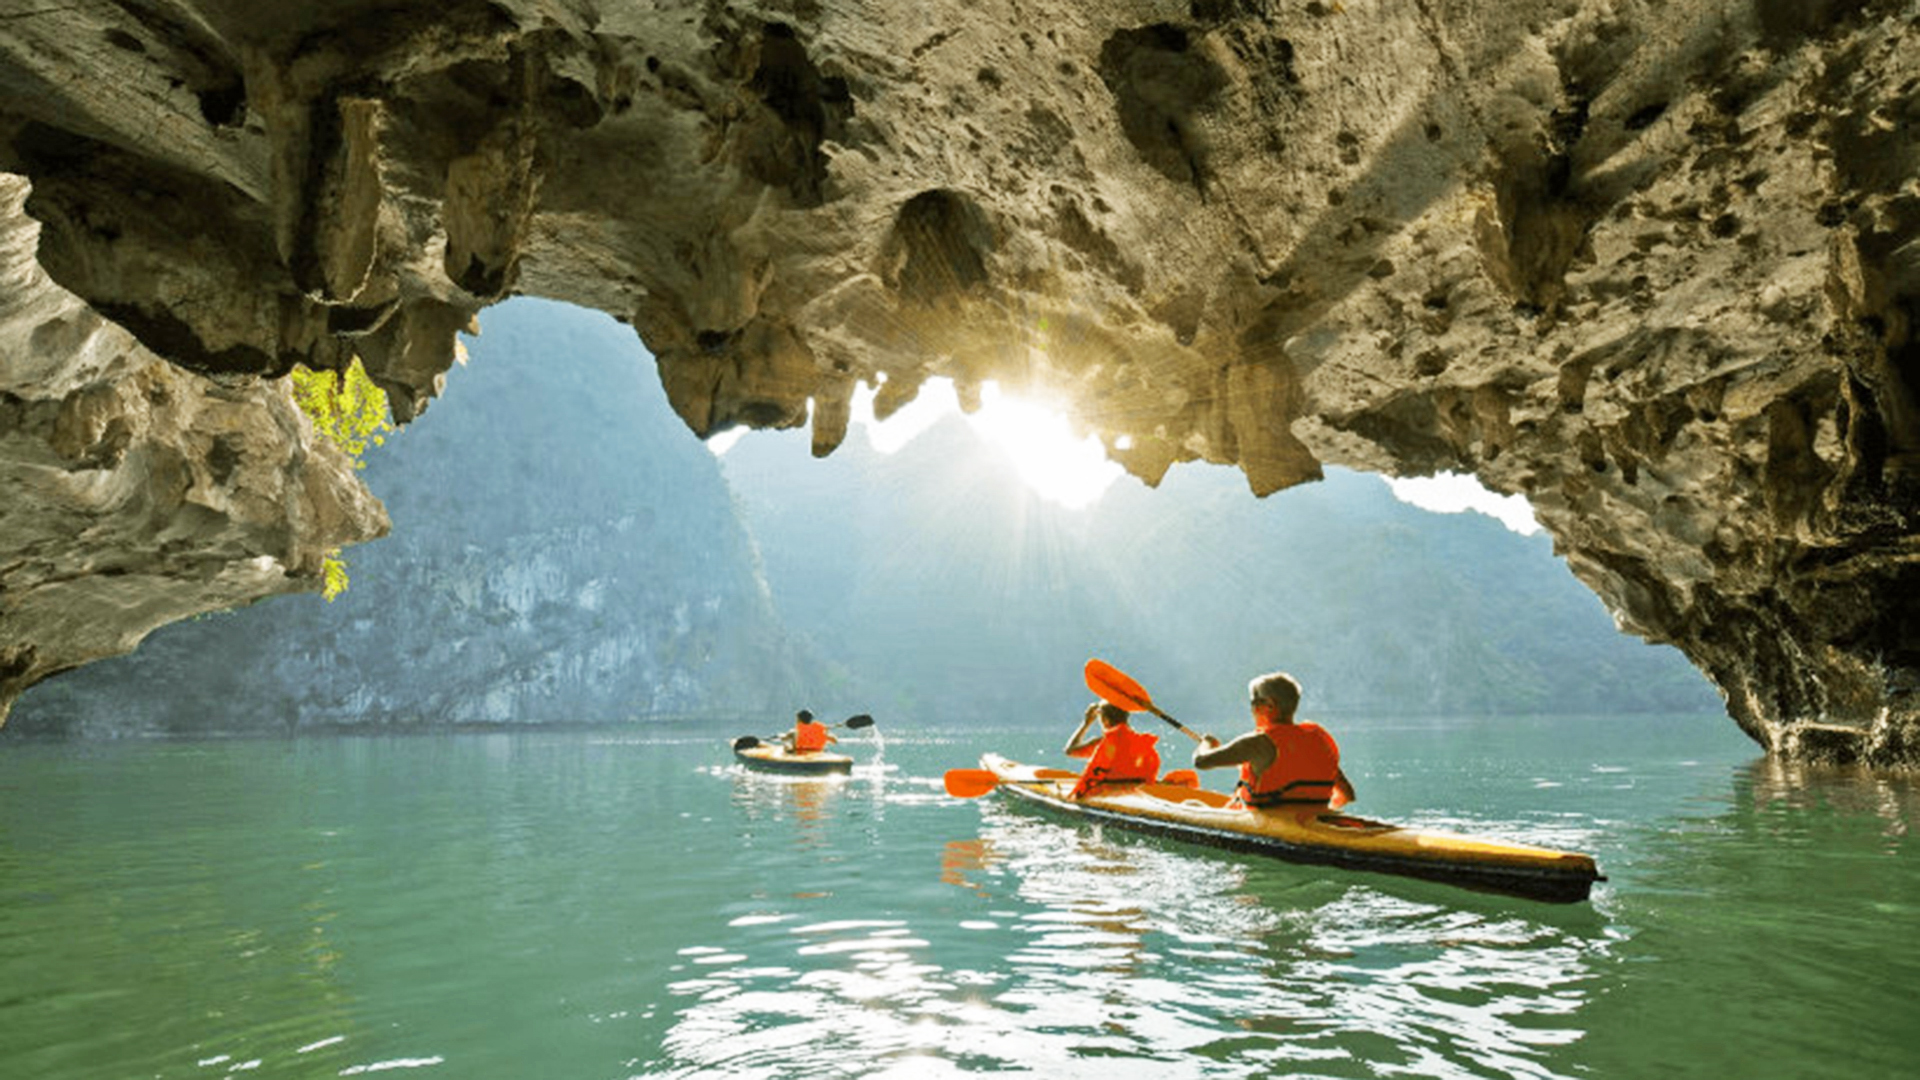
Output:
980 754 1601 903
734 742 854 775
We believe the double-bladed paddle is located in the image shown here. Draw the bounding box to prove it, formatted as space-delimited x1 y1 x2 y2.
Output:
943 664 1207 799
949 661 1357 806
733 713 874 752
1084 658 1204 743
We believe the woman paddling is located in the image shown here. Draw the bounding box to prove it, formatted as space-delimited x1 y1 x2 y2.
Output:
1063 701 1161 799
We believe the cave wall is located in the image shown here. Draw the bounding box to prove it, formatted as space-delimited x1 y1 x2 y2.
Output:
0 175 386 714
6 299 820 734
1 1 1916 763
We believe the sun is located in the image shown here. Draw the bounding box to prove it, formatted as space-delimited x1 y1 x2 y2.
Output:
964 383 1124 509
709 375 1126 508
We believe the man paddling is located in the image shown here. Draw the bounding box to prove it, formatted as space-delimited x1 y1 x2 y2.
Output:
782 709 837 754
1193 672 1356 809
1063 701 1161 799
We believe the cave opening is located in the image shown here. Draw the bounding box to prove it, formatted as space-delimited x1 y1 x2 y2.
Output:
5 298 1725 741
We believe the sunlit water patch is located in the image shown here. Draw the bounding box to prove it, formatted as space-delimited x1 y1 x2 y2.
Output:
2 718 1916 1079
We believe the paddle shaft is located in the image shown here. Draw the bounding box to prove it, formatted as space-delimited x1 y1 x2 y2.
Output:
1139 703 1203 744
946 764 1197 798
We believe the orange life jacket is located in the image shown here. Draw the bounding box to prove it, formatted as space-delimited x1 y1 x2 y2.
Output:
1238 721 1340 807
1068 725 1161 799
793 720 828 752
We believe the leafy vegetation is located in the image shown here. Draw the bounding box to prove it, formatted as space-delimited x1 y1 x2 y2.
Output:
291 357 394 600
291 356 393 464
321 552 350 602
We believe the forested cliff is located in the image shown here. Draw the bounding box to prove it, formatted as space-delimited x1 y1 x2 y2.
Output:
722 417 1718 725
8 302 814 734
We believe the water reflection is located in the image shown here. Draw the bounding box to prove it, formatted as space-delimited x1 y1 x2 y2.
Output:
728 768 846 852
939 837 993 895
1571 757 1920 1079
659 790 1608 1078
970 809 1601 1078
1741 756 1915 844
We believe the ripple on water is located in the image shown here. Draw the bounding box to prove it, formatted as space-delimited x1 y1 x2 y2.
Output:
7 728 1913 1080
644 791 1613 1079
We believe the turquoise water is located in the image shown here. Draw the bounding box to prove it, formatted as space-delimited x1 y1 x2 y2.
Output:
2 716 1915 1079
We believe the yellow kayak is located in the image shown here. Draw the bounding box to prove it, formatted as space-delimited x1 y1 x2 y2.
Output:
733 740 854 776
979 753 1602 903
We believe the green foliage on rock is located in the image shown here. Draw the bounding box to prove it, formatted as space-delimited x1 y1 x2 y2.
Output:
291 357 392 465
289 359 391 595
290 357 392 601
321 551 349 602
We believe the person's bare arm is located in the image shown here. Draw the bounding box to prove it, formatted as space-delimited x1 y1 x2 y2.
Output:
1064 716 1099 755
1192 731 1273 773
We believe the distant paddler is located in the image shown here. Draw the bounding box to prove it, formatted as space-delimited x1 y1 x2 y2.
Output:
733 712 874 777
783 709 836 754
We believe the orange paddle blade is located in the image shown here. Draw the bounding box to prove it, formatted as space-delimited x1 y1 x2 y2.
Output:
943 769 1001 798
1085 658 1154 712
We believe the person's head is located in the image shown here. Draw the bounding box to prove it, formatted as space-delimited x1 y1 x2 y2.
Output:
1247 672 1301 728
1090 702 1130 729
796 709 815 725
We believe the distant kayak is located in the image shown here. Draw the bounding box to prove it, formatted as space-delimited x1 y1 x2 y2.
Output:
733 741 854 776
976 753 1602 903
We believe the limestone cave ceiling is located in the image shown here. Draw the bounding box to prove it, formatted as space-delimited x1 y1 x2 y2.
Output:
1 1 1916 764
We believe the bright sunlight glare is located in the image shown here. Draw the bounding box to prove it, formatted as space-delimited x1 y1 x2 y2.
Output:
706 376 1124 508
1384 472 1540 535
855 377 960 454
707 378 1527 526
966 383 1125 509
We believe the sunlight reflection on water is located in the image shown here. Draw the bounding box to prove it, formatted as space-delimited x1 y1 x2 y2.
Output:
7 725 1913 1080
657 770 1607 1079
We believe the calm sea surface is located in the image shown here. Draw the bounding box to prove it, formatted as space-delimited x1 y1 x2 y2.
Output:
2 714 1915 1079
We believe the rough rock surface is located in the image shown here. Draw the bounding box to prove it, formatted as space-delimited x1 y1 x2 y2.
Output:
0 175 386 718
8 299 816 734
1 1 1916 764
